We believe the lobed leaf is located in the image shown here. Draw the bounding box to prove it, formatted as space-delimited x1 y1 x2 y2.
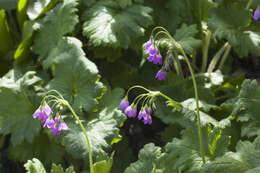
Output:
63 88 126 161
0 71 42 145
47 37 105 113
82 1 152 49
33 0 78 59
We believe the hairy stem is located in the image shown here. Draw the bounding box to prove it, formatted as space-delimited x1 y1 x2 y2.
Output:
66 103 94 173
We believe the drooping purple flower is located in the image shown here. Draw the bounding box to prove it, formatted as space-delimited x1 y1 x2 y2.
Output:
119 97 129 110
124 105 137 118
33 104 52 123
49 117 69 136
253 9 260 20
145 107 152 115
138 109 147 120
144 40 152 52
44 118 55 128
156 54 162 65
148 46 158 56
155 70 166 80
143 115 152 125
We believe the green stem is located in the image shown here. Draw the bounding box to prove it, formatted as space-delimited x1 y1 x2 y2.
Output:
172 51 184 77
207 42 228 74
66 103 94 173
246 0 254 9
180 47 206 164
218 43 231 70
126 85 150 98
201 30 211 72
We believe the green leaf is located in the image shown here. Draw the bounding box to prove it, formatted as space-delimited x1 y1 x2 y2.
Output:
208 2 260 57
234 80 260 137
124 143 163 173
33 0 78 59
63 88 126 161
9 133 64 164
82 1 152 49
110 139 135 173
47 37 104 113
0 10 14 55
0 71 42 145
245 167 260 173
24 158 47 173
0 0 17 10
27 0 59 20
204 140 260 173
94 154 113 173
209 3 251 44
50 164 75 173
174 24 202 54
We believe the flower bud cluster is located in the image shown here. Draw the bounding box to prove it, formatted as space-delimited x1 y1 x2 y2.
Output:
119 96 156 125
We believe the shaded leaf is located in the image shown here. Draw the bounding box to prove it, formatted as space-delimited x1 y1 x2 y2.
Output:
9 133 64 164
174 24 202 54
0 71 42 145
124 143 163 173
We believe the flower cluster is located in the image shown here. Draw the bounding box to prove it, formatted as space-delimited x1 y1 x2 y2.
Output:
145 40 162 65
144 40 167 81
253 9 260 20
119 96 155 125
33 103 68 136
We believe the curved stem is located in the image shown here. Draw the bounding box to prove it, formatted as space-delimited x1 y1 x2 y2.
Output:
180 47 206 164
218 43 231 70
201 30 211 72
151 26 169 38
207 42 228 74
66 103 94 173
126 85 150 98
172 51 184 77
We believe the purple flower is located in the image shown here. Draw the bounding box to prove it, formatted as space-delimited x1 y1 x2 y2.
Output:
44 118 55 128
145 107 152 115
148 46 158 56
155 70 166 80
143 115 152 125
144 40 152 52
33 104 52 123
124 105 137 118
119 97 129 110
48 117 69 136
253 9 260 20
138 109 147 120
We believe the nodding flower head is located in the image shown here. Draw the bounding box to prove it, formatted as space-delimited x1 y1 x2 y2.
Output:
119 97 129 110
143 114 152 125
44 117 68 136
138 109 147 120
33 104 52 123
124 105 137 118
144 40 152 52
155 69 166 80
253 9 260 20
